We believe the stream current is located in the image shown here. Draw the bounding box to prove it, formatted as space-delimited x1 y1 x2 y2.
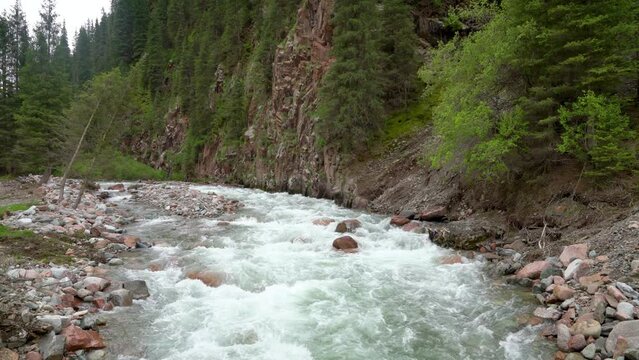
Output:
100 184 553 360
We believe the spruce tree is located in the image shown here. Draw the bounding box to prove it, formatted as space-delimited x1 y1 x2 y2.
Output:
73 26 93 84
380 0 421 109
318 0 385 152
13 0 70 175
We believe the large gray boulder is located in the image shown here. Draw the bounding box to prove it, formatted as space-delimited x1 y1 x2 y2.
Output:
606 320 639 354
122 280 150 300
40 331 66 360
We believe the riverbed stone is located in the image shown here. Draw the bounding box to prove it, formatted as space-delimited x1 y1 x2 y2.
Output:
568 334 588 351
617 282 639 300
40 332 65 360
332 236 359 252
110 289 133 307
581 343 596 359
560 244 589 267
0 349 18 360
616 302 635 321
36 315 69 334
564 259 590 281
312 218 334 226
335 219 361 233
534 306 562 320
571 319 601 338
554 286 576 301
565 353 585 360
517 261 551 279
24 352 42 360
557 323 572 352
79 277 110 293
605 320 639 354
122 280 150 300
62 325 106 352
390 215 411 227
186 270 225 287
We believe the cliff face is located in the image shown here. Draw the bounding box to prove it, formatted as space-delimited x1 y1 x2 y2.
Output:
195 0 348 198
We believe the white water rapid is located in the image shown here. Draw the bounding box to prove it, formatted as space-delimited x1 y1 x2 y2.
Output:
102 184 553 360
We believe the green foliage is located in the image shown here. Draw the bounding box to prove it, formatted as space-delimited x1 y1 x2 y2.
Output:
0 202 36 214
72 149 165 180
558 91 636 178
380 101 431 146
317 0 385 152
423 0 639 180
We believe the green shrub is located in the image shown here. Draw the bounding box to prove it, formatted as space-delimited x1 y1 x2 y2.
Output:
558 91 636 178
72 150 165 180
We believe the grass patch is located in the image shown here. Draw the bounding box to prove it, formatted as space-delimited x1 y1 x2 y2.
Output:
0 224 75 265
0 203 36 214
71 149 166 181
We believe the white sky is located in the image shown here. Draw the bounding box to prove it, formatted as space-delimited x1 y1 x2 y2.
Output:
0 0 111 42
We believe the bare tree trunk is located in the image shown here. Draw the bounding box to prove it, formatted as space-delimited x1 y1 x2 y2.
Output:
58 100 101 203
72 179 87 209
73 113 117 208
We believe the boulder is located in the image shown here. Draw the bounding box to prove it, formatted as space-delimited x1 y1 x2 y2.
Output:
39 332 66 360
617 282 639 300
36 315 69 334
616 302 635 321
568 334 587 351
107 184 125 192
61 325 106 352
571 319 602 338
332 236 359 252
110 289 133 307
559 244 589 267
401 221 425 233
0 349 18 360
608 285 628 302
440 255 464 265
122 280 150 300
335 219 362 233
554 286 576 301
390 215 411 227
564 259 590 281
517 261 551 279
557 323 571 352
417 206 447 222
25 352 42 360
186 270 225 287
80 277 110 293
122 235 140 248
605 320 639 354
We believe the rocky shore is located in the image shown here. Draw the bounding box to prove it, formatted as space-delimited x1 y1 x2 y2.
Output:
0 177 240 360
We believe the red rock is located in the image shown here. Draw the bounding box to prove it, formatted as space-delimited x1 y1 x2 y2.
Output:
25 351 42 360
390 215 411 227
595 255 609 263
605 294 619 308
553 276 566 286
60 294 81 309
186 270 226 287
417 206 447 222
607 285 628 302
332 236 359 252
148 260 166 272
93 239 111 249
567 334 587 351
516 261 551 279
312 218 335 226
62 287 78 296
613 336 629 358
335 219 361 233
553 285 576 301
122 235 139 248
440 255 463 265
578 273 605 287
559 244 588 267
62 325 106 351
108 183 126 192
401 221 425 233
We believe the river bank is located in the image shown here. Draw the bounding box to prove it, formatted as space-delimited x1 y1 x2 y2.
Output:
0 177 637 359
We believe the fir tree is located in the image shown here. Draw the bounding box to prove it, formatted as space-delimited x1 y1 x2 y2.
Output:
318 0 385 152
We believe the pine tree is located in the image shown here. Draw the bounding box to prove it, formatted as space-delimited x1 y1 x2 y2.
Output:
13 0 70 175
54 23 71 80
380 0 421 109
317 0 385 152
73 26 93 84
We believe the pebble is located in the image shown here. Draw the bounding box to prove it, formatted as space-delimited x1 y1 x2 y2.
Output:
615 302 635 321
581 343 596 359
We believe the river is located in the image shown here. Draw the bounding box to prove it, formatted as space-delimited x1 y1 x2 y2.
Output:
99 184 554 360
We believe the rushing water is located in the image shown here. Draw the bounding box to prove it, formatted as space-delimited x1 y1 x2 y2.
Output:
101 184 554 360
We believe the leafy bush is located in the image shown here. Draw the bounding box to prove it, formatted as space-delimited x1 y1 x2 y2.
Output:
72 150 165 180
558 91 636 178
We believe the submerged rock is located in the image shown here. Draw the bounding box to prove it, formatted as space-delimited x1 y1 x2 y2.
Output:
186 270 226 288
123 280 150 300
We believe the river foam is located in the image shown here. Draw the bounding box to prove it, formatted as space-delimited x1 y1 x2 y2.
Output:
104 184 553 360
